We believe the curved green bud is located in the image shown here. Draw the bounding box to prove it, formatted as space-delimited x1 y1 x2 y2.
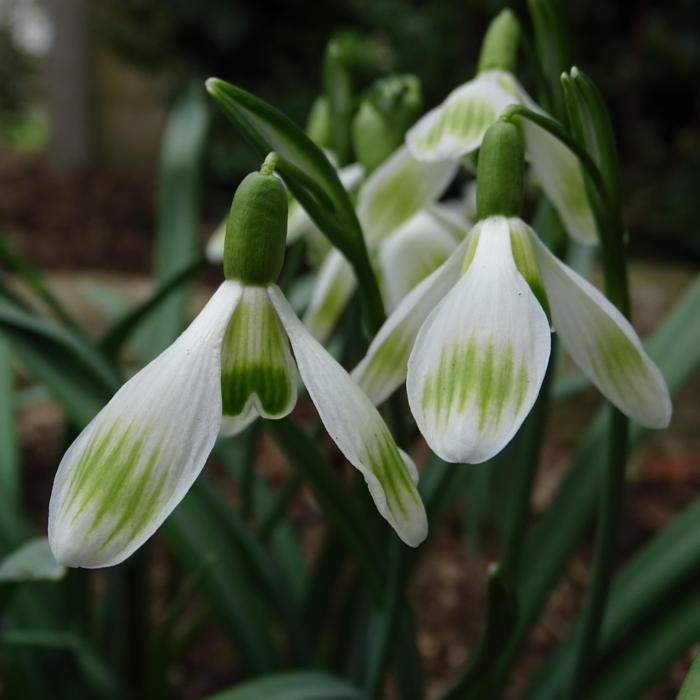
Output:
224 154 288 285
305 96 332 149
476 120 525 220
352 74 423 173
477 9 521 74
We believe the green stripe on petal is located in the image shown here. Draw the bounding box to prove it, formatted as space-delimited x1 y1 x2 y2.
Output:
352 234 473 406
508 217 551 320
270 286 427 547
221 285 297 420
406 72 516 162
407 217 551 464
529 229 672 428
49 281 241 568
303 249 357 342
356 145 458 246
377 209 459 311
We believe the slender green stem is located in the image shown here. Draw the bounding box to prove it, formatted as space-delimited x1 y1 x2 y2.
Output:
567 409 628 698
501 349 554 578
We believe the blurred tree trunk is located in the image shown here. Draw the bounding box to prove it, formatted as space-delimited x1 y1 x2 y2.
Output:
45 0 90 169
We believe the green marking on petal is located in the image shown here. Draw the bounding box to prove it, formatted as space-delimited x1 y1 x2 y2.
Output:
361 426 420 519
509 222 550 319
416 88 500 153
461 229 481 274
514 360 529 414
361 325 412 390
60 418 171 549
423 335 522 431
221 287 296 419
591 322 648 399
478 342 496 429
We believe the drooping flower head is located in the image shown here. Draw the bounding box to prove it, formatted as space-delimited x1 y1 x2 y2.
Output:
406 8 598 247
352 121 671 463
49 153 427 568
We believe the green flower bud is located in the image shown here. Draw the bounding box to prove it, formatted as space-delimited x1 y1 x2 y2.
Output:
305 96 332 150
224 153 288 286
476 120 525 220
477 9 520 74
351 74 423 173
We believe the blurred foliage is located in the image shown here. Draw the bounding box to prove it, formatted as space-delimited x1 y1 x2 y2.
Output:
89 0 700 257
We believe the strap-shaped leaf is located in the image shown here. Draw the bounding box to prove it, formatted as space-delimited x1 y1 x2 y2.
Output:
205 78 364 268
207 671 368 700
0 300 119 426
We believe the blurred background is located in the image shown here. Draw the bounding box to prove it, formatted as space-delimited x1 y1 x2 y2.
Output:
1 0 699 698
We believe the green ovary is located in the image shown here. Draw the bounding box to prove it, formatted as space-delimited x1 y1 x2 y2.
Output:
62 421 167 550
220 287 296 418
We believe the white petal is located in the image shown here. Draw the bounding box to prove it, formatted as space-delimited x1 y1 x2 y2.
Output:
219 409 258 438
351 235 473 406
406 71 517 162
428 199 473 239
205 219 227 263
49 282 241 568
220 286 298 422
529 230 672 427
303 249 357 342
337 161 366 191
407 217 551 463
270 287 427 547
520 117 598 245
378 209 460 311
356 144 458 247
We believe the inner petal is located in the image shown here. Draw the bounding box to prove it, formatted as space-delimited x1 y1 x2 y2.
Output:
220 286 297 419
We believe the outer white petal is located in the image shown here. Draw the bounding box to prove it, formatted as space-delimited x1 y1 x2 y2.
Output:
407 217 551 463
356 144 458 247
49 281 241 568
351 235 472 406
529 230 672 427
378 209 460 311
270 287 427 547
429 199 472 240
521 118 598 245
406 71 517 162
303 249 357 342
205 219 226 263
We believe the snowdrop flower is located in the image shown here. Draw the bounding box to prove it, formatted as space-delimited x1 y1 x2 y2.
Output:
304 144 463 341
406 9 598 245
352 122 671 463
49 155 427 568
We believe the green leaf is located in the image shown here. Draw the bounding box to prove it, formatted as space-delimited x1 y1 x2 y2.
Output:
162 483 279 673
0 628 116 696
0 300 118 426
587 585 700 700
206 670 368 700
265 417 385 594
148 85 209 358
0 338 20 512
0 235 84 333
677 653 700 700
494 273 700 690
0 538 65 583
206 78 357 244
100 254 206 360
196 480 309 663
